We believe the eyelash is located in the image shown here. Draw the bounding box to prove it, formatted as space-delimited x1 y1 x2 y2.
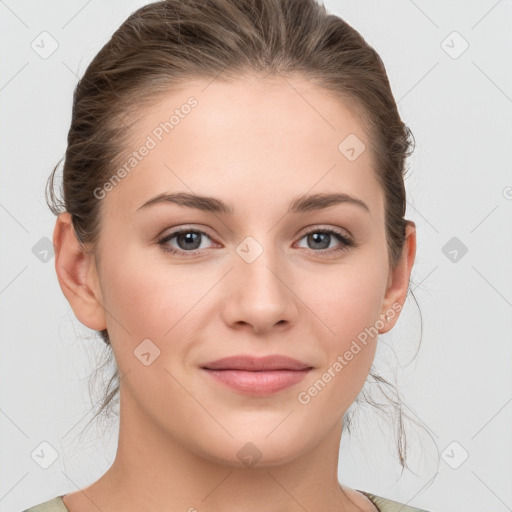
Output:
157 226 354 257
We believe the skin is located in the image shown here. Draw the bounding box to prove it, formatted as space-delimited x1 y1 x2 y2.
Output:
54 73 416 512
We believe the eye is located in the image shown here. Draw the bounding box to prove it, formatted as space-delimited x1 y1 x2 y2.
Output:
295 227 353 255
157 226 354 257
157 228 216 255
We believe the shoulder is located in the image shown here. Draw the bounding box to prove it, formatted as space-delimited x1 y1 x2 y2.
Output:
21 496 69 512
20 491 435 512
357 490 434 512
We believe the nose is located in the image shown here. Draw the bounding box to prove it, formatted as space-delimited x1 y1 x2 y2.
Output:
221 241 299 335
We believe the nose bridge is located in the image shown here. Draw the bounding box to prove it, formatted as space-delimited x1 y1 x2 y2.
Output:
223 232 297 331
234 233 286 299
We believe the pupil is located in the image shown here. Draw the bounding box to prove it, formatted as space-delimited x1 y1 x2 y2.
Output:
179 232 200 250
310 233 329 249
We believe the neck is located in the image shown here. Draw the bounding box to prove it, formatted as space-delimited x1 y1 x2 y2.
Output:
70 390 369 512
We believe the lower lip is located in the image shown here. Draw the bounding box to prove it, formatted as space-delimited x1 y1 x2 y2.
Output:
202 368 311 395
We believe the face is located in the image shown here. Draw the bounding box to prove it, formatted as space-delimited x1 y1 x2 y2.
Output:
64 73 413 468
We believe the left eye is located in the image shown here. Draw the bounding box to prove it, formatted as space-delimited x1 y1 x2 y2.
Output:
295 228 353 254
157 228 353 256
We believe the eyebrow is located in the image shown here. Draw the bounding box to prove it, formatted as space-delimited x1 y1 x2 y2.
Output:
136 191 370 215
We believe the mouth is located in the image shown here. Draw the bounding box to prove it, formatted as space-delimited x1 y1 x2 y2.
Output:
200 354 313 395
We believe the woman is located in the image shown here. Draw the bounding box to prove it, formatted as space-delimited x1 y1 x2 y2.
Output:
23 0 432 510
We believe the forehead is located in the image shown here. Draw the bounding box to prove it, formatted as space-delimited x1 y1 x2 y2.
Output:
102 74 384 221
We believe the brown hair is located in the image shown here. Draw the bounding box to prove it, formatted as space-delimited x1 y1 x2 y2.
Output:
47 0 430 473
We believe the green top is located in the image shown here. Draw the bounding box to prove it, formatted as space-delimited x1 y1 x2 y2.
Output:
22 491 433 512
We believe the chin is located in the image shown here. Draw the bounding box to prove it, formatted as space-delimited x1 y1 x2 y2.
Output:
193 429 313 469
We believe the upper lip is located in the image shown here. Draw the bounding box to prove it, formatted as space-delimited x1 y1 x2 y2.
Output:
201 355 312 371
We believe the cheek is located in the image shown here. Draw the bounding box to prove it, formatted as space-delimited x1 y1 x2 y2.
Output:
295 271 385 414
299 255 388 393
98 246 198 347
311 260 388 344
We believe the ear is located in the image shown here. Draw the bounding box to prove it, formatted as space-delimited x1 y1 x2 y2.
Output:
53 212 107 331
378 221 416 334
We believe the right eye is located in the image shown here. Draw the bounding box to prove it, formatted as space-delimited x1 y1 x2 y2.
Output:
157 228 217 255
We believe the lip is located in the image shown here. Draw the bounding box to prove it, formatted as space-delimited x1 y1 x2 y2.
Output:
201 355 313 396
201 355 312 371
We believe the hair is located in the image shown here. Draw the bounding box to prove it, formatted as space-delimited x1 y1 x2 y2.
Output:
46 0 434 475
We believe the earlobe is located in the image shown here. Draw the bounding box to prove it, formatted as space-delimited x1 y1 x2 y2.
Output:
378 221 417 334
53 212 107 331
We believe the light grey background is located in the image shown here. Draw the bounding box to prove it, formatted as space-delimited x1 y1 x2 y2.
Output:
1 1 511 511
